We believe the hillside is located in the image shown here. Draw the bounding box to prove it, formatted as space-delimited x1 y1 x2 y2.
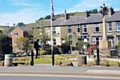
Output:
26 19 50 27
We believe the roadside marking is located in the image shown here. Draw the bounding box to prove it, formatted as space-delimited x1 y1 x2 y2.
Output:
86 70 120 74
0 74 120 80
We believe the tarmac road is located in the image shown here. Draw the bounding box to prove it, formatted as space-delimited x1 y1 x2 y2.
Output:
0 75 119 80
0 64 120 78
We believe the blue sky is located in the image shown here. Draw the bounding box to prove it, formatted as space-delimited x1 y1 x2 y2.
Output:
0 0 120 26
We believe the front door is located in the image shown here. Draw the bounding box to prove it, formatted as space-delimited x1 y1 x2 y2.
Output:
108 39 113 48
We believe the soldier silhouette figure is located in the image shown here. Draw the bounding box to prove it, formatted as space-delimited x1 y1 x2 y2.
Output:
34 39 40 58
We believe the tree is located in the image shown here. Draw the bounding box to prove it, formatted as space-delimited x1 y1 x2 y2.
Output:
69 13 75 16
64 35 69 43
31 27 50 47
89 9 98 14
0 34 12 60
76 42 89 54
17 22 26 26
13 23 16 26
44 15 51 19
7 27 15 33
0 30 3 34
40 27 50 46
15 37 32 54
37 17 44 21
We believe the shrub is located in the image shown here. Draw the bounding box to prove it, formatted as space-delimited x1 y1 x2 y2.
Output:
61 43 70 54
43 46 61 55
72 46 77 51
76 42 89 54
117 42 120 50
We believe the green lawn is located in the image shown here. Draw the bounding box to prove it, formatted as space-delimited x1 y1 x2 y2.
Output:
13 55 120 66
13 54 77 64
108 61 120 66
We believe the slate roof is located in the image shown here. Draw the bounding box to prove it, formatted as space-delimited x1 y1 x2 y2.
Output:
18 26 33 31
47 11 120 27
84 13 102 24
84 11 120 24
0 26 9 29
60 16 85 26
106 11 120 22
52 18 65 27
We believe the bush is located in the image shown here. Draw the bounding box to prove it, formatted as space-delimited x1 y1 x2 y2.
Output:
43 46 61 55
76 41 89 54
117 42 120 50
72 46 77 51
61 43 70 54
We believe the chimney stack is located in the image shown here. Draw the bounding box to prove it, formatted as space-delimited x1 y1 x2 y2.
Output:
64 10 69 20
86 10 89 18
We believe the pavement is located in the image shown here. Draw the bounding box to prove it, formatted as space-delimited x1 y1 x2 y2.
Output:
0 63 120 78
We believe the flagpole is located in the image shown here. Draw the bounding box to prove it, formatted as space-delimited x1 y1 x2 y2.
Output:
50 0 54 66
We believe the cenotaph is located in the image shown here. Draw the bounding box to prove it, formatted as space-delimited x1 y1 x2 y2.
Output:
99 4 111 56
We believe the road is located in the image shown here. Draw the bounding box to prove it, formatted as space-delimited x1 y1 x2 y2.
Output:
0 75 119 80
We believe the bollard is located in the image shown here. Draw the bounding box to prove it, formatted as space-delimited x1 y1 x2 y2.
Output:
30 50 34 66
78 55 87 66
4 54 13 67
96 48 100 65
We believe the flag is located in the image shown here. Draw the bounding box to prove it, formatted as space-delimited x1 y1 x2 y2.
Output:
50 0 55 21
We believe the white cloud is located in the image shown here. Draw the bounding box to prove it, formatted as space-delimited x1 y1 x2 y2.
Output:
67 0 119 12
9 0 40 7
9 0 28 3
12 3 32 6
0 8 47 26
0 0 48 26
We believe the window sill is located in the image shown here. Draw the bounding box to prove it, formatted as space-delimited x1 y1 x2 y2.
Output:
107 31 112 33
94 32 101 33
116 31 120 32
74 32 80 34
82 32 88 33
68 33 72 34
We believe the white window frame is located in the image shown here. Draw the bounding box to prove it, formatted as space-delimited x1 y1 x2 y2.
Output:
52 27 56 34
83 25 87 33
92 37 96 44
94 24 99 32
117 22 120 31
68 26 72 33
14 32 18 37
99 37 102 40
92 36 102 44
108 22 112 32
77 25 80 32
53 38 56 45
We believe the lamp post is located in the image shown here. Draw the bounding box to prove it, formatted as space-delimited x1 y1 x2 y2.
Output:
31 27 35 66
